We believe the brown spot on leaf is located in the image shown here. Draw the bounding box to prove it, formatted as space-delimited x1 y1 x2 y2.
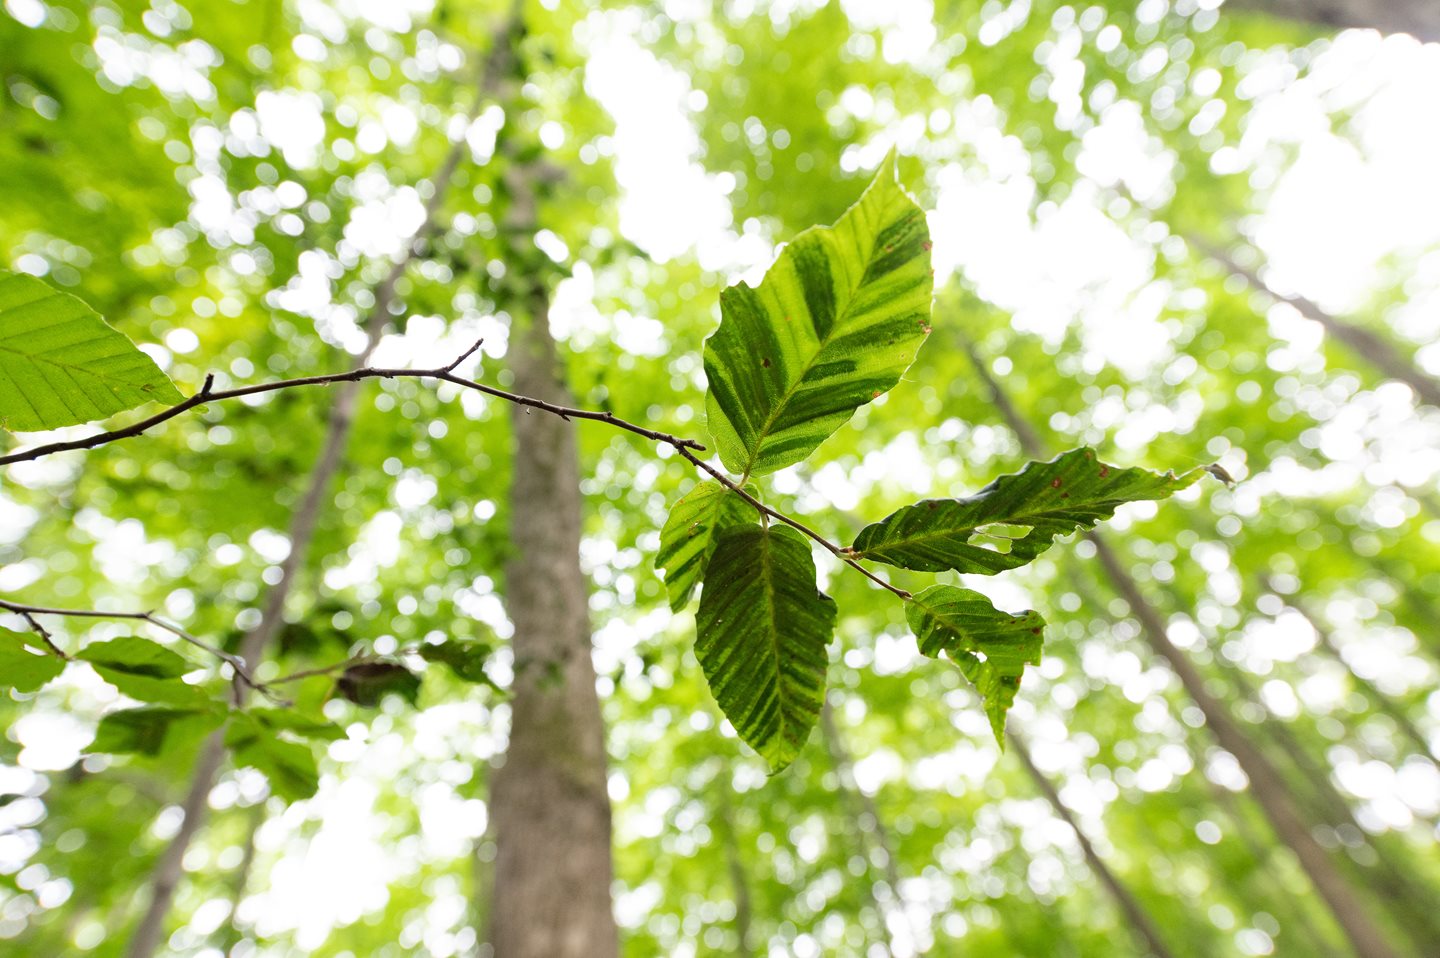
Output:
762 358 771 368
922 241 932 251
1099 465 1110 478
1050 478 1063 489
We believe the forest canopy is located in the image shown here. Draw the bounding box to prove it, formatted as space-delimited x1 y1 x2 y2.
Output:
1 1 1438 957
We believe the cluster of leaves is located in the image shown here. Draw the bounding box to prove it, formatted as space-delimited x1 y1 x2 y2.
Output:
0 151 1206 783
657 155 1207 770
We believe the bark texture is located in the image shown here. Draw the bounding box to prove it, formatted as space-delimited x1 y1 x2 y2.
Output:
958 330 1404 958
1228 0 1440 42
1007 731 1177 958
486 300 618 958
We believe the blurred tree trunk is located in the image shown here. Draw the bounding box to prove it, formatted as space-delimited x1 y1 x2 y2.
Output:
1007 730 1177 958
1258 577 1436 762
1227 0 1440 42
123 23 490 957
957 330 1405 958
821 699 905 956
483 16 618 956
1202 775 1350 957
711 764 756 957
1187 235 1440 408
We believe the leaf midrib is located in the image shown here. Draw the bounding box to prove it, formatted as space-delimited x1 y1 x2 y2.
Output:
738 193 902 479
859 492 1155 556
758 525 789 758
0 332 165 392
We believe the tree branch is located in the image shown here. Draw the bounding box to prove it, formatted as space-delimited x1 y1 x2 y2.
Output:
0 598 266 692
2 339 913 601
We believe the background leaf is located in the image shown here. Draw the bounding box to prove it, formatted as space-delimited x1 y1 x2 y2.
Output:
226 715 321 802
702 153 933 477
335 661 422 707
695 524 837 772
853 449 1205 573
0 270 182 431
77 636 211 706
90 707 222 757
419 640 499 689
905 585 1045 744
655 481 758 611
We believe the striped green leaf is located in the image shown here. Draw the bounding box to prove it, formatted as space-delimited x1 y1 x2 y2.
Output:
0 270 182 432
853 448 1205 574
906 585 1045 744
703 153 933 478
695 524 837 772
655 481 758 611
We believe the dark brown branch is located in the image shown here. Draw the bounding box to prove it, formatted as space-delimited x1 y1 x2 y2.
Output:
2 341 914 601
0 349 705 466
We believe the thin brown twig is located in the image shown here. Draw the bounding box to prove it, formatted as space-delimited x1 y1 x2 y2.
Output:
0 339 913 600
0 599 269 693
13 608 68 659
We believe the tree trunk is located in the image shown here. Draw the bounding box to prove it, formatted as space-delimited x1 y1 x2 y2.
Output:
1088 537 1403 958
821 699 906 956
483 17 617 949
485 296 618 958
1007 730 1178 958
1188 235 1440 409
1259 577 1436 763
710 765 756 957
1226 0 1440 43
957 329 1405 958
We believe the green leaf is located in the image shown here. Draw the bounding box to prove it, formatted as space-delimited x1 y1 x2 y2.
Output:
0 628 66 693
0 270 183 432
226 715 320 802
703 152 934 477
78 636 211 706
655 481 759 612
91 707 222 756
853 448 1206 574
247 708 346 741
906 585 1045 744
419 640 498 688
335 661 421 707
695 524 837 772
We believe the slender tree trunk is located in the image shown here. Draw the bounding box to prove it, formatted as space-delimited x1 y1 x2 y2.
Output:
124 67 479 958
1202 775 1350 958
1225 0 1440 42
821 699 906 956
218 803 265 956
711 765 756 957
485 287 618 958
1007 730 1177 958
956 329 1405 958
1187 235 1440 408
483 17 617 954
1260 577 1436 762
1214 648 1440 952
1088 537 1402 958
